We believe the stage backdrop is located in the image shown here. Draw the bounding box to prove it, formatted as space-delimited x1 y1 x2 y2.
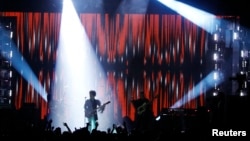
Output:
1 12 212 123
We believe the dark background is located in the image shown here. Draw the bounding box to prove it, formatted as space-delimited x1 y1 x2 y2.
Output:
0 0 249 27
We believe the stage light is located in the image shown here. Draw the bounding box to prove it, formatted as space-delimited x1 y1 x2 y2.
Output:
9 89 12 97
233 31 239 40
240 50 248 58
155 115 161 121
239 90 247 97
158 0 219 34
1 50 12 60
214 33 219 41
0 22 48 102
213 71 219 80
213 52 218 61
212 89 218 96
170 71 223 108
0 69 12 79
49 0 112 132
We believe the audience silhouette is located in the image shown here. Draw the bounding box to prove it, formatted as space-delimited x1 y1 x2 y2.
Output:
0 94 248 140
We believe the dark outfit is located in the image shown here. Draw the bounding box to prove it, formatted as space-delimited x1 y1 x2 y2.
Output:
84 99 101 119
84 98 101 131
131 97 155 132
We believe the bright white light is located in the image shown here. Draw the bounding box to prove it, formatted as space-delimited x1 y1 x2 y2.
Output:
51 0 112 132
233 31 239 40
171 71 224 108
155 115 161 121
213 71 218 80
239 90 247 97
240 71 244 75
0 22 48 101
213 71 221 81
9 90 12 97
10 31 13 39
213 53 218 61
241 50 248 58
10 51 13 58
158 0 220 34
214 33 218 41
212 91 218 96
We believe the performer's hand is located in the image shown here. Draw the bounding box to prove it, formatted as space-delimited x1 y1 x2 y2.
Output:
63 122 68 127
99 105 105 113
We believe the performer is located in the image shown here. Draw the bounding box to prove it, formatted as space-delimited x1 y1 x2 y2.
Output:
131 91 156 133
84 90 105 132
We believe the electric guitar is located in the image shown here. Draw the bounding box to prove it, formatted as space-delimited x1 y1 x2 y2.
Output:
85 101 110 118
137 95 159 115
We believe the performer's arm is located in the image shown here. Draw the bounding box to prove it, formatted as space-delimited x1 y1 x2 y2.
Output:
98 100 105 113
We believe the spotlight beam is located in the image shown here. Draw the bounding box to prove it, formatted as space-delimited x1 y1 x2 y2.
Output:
171 71 224 108
0 28 48 101
158 0 220 34
51 0 112 132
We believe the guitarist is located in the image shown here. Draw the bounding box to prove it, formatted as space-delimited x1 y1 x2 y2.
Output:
84 90 105 132
131 91 155 133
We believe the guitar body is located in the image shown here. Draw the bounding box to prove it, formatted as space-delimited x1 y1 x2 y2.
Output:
85 101 110 118
136 95 159 115
137 103 147 115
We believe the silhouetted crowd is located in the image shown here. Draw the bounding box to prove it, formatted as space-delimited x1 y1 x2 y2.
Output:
0 94 249 140
0 108 219 140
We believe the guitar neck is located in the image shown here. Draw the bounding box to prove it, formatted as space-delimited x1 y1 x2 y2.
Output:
85 101 110 118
